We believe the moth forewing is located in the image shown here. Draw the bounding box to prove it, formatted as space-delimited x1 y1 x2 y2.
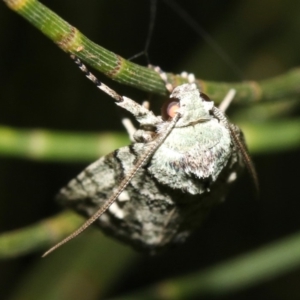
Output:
42 112 181 257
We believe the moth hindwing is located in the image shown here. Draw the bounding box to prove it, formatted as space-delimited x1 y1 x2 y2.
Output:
43 57 256 257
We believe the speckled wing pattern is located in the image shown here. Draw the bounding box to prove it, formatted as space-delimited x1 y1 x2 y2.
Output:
57 135 242 254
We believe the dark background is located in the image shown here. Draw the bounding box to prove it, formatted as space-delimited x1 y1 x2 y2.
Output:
1 0 300 299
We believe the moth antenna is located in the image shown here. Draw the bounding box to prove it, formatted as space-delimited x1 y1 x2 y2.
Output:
212 107 259 195
70 55 123 103
228 124 259 195
42 113 181 257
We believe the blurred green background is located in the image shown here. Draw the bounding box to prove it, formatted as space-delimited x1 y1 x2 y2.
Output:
1 0 300 299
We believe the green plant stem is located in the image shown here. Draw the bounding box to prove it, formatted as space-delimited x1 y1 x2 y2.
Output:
3 0 300 104
108 231 300 300
0 211 82 258
0 210 136 298
240 119 300 154
0 125 128 162
3 210 300 298
9 230 136 300
0 120 299 163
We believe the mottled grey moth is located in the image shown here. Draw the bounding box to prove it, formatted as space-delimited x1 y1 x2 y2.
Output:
42 56 258 257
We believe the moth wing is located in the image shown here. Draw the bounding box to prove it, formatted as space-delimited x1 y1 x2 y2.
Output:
57 149 123 213
57 146 181 252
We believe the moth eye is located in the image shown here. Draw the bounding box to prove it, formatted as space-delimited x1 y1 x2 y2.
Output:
167 101 180 118
161 98 180 120
200 92 211 102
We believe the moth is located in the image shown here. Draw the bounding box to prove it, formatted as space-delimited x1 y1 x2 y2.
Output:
42 56 258 257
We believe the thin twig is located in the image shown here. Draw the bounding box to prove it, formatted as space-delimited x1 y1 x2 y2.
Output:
3 0 300 104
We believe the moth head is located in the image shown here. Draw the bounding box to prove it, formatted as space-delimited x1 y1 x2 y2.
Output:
162 83 214 126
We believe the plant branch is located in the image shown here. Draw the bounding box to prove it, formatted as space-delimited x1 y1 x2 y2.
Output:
3 0 300 104
108 231 300 299
0 125 128 162
0 211 83 258
0 211 135 297
3 210 300 298
0 120 299 163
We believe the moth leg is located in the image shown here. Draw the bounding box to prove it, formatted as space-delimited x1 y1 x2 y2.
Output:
142 101 150 110
121 100 152 142
133 95 156 142
151 65 196 93
218 89 236 113
180 71 196 84
121 117 136 142
70 55 159 127
151 65 174 93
